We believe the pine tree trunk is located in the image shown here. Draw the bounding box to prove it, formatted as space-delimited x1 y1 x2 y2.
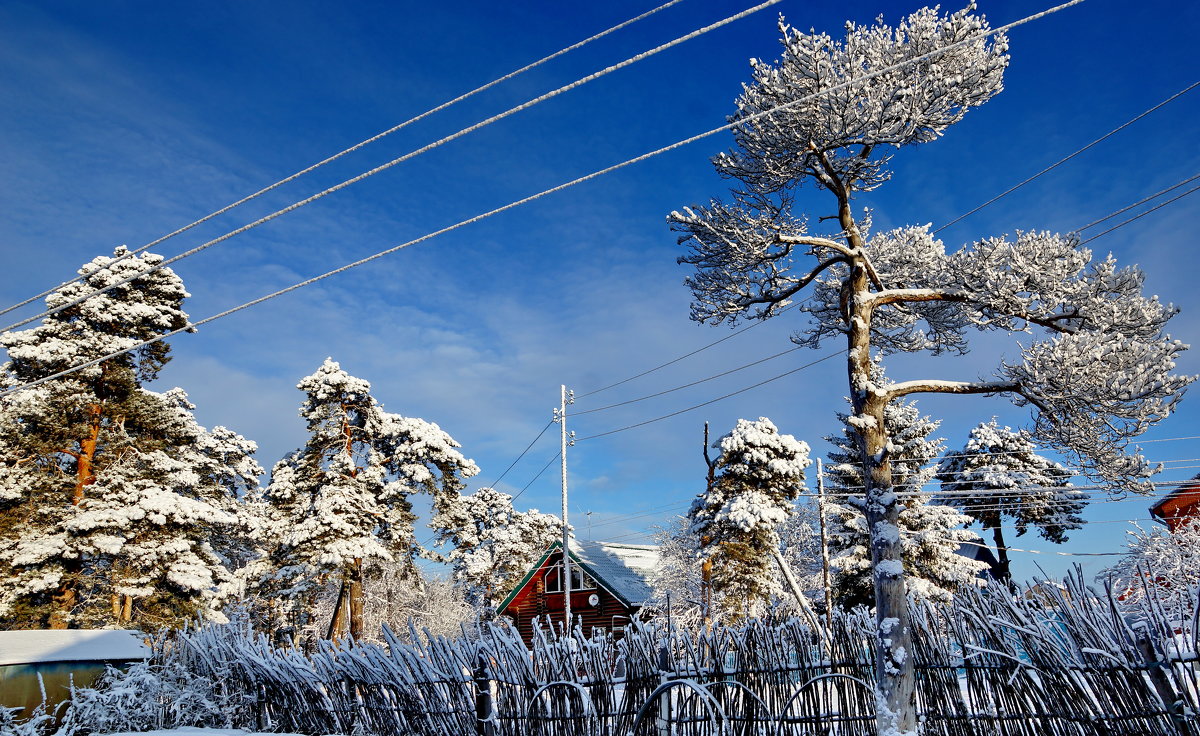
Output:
50 403 103 629
348 557 364 640
991 524 1012 585
844 225 917 735
327 579 348 640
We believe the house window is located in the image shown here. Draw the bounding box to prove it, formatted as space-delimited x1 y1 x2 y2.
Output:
544 565 595 593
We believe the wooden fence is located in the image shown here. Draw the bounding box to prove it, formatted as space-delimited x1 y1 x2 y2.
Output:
147 573 1198 735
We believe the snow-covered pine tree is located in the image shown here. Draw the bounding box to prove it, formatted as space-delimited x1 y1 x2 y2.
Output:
430 486 561 610
689 417 811 621
670 7 1191 729
937 420 1084 585
257 358 479 640
0 248 261 628
825 398 986 607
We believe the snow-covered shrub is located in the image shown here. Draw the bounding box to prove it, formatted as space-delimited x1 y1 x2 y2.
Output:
56 655 238 735
0 703 53 736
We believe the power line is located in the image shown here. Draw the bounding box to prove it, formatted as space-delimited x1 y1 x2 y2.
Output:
574 352 841 442
1078 181 1200 246
1075 172 1200 233
934 79 1200 235
484 419 555 489
0 0 689 322
0 0 782 336
575 305 800 399
511 451 562 503
574 345 803 415
0 0 1090 400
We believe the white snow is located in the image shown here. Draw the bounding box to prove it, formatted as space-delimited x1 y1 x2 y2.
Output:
0 629 148 666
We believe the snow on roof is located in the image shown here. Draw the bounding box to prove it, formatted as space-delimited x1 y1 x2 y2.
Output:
0 629 149 666
570 539 659 607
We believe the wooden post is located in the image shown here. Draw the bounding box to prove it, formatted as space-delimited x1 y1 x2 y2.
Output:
474 654 495 736
1135 627 1187 735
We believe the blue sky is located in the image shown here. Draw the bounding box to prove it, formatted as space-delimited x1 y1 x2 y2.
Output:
1 0 1198 583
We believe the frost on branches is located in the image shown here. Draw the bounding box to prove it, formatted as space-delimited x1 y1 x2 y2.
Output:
937 420 1084 584
689 417 811 621
430 486 561 610
670 6 1191 733
0 248 262 629
254 358 478 641
1101 517 1200 631
825 398 986 606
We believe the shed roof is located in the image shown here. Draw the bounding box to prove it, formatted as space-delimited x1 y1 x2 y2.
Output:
1150 473 1200 518
0 629 149 666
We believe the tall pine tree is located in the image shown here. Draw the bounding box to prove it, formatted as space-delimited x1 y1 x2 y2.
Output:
825 398 986 607
937 420 1083 584
0 248 260 628
257 358 478 640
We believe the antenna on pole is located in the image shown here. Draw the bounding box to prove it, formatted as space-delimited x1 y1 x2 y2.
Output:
553 385 575 633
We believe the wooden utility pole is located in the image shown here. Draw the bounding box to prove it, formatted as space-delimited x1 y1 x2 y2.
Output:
816 458 833 630
554 386 575 633
701 423 715 629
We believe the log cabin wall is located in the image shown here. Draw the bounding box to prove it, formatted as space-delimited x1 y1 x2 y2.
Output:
501 548 644 645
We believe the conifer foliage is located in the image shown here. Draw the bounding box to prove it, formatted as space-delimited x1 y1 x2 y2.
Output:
431 486 561 609
257 359 478 640
937 420 1084 584
825 399 985 606
689 417 810 620
0 248 261 628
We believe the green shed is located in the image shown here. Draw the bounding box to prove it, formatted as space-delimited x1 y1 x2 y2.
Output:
0 629 149 721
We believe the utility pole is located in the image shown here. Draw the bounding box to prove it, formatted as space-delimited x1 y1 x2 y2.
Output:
553 385 575 633
816 458 833 630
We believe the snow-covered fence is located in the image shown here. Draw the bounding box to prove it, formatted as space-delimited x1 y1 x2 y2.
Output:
56 574 1198 735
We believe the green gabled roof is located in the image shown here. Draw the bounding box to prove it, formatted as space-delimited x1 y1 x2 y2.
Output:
496 542 560 613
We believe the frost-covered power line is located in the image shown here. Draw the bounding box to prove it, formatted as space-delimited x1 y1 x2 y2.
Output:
934 79 1200 235
0 0 689 322
0 0 782 336
0 0 1098 400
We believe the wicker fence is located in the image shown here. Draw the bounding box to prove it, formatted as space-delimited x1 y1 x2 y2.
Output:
158 573 1197 736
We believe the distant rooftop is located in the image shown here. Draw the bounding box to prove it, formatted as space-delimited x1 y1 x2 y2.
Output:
0 629 148 666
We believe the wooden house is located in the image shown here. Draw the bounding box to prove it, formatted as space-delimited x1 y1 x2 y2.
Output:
1150 473 1200 532
497 539 659 644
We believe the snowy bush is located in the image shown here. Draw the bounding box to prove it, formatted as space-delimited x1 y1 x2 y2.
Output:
56 656 238 735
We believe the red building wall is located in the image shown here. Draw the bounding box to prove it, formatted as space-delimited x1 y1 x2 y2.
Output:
500 549 639 645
